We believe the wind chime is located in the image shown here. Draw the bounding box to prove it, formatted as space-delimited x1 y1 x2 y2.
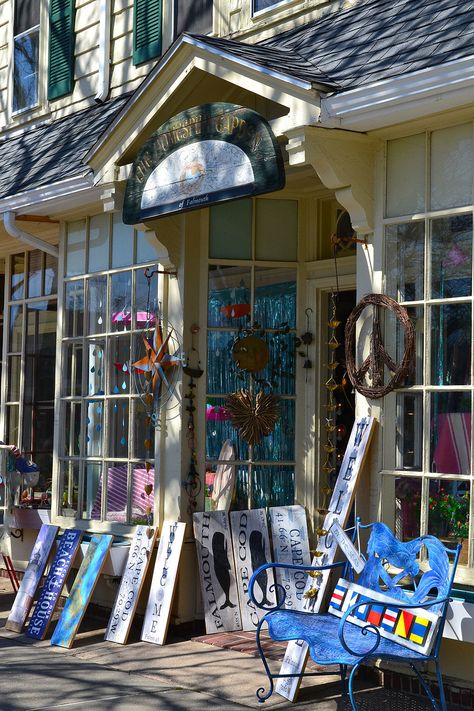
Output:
182 324 203 517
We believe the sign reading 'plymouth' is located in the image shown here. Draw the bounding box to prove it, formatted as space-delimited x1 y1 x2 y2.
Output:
123 103 285 223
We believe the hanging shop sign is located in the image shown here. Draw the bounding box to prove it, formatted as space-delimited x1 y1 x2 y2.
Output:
123 103 285 224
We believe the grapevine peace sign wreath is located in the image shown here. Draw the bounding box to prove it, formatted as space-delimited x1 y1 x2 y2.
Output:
345 293 415 399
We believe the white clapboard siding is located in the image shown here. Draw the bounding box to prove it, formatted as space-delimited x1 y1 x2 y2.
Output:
193 511 242 634
269 505 311 610
141 521 186 645
276 416 376 701
230 508 276 632
105 525 158 644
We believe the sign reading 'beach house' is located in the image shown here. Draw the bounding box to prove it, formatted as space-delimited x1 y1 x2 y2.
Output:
27 528 83 640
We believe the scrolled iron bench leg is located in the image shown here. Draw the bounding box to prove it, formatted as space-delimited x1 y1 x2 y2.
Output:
410 662 443 711
255 618 274 703
348 661 361 711
340 664 348 696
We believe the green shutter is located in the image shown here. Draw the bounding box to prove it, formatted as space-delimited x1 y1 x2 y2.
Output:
133 0 162 65
48 0 75 101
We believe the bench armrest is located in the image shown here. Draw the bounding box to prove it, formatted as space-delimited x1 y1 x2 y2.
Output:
249 560 346 611
338 595 451 658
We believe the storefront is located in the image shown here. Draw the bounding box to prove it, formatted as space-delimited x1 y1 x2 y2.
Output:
1 0 474 694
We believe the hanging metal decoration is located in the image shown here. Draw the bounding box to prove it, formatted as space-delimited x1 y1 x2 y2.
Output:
225 389 280 447
295 307 313 381
182 325 203 517
345 293 415 399
132 268 183 427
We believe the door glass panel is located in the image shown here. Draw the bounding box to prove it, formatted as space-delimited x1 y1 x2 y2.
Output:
64 281 84 338
428 479 470 561
60 461 79 516
89 213 110 273
64 402 81 456
385 222 425 301
110 271 132 332
431 215 472 299
254 267 296 328
430 392 471 475
395 477 422 540
87 276 107 335
430 303 471 385
105 463 128 523
208 266 251 328
66 220 86 277
396 393 423 471
108 400 129 458
131 464 154 525
83 462 102 519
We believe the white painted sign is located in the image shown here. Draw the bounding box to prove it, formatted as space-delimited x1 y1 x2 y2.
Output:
6 524 59 633
105 525 158 644
141 521 186 645
329 519 365 574
269 505 311 610
276 416 376 701
230 508 276 631
193 511 242 633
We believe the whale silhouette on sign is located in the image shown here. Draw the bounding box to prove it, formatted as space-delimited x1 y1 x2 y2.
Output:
212 532 236 610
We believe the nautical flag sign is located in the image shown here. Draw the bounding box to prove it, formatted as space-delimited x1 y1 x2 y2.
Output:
328 579 439 656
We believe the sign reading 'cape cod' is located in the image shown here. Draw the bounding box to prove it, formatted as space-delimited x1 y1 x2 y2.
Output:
123 103 285 224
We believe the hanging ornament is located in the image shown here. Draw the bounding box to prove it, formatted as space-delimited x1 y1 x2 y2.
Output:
225 389 280 447
132 268 183 427
182 325 203 518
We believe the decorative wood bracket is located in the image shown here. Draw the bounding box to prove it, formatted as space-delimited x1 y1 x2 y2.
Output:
286 126 382 235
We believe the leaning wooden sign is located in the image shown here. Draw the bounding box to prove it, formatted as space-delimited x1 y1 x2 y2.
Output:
106 525 158 644
230 508 276 631
193 511 242 633
27 528 83 640
269 505 311 611
6 523 59 633
141 521 186 645
51 534 113 649
276 416 376 701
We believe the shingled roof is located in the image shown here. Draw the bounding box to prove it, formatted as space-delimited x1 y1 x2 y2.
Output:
193 0 474 91
0 94 130 201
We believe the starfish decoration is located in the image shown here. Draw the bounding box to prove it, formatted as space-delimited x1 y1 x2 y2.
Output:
132 322 181 397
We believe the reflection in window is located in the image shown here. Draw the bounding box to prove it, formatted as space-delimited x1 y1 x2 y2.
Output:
428 480 470 564
431 215 472 299
430 393 471 476
394 477 422 540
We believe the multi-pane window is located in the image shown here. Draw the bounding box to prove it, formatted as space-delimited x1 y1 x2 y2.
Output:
13 0 40 112
206 198 298 510
253 0 289 14
174 0 212 37
59 215 162 525
5 250 58 504
382 123 474 570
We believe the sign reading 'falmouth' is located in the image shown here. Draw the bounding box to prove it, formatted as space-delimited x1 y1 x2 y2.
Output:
123 103 285 223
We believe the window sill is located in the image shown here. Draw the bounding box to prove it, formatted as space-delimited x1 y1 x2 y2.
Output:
5 104 52 136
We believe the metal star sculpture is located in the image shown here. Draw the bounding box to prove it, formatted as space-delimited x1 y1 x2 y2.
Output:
132 322 181 397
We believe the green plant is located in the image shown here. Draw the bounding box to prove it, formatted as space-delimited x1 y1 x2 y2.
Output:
429 489 470 541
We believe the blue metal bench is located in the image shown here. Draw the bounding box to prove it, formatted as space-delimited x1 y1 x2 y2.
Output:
249 521 461 710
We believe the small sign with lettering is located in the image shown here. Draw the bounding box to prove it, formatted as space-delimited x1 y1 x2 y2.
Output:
105 526 158 644
141 521 186 645
6 524 59 633
230 508 276 631
269 505 311 610
27 528 83 640
193 511 242 633
329 519 365 574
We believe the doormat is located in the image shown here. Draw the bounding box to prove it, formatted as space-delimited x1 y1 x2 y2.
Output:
192 630 329 671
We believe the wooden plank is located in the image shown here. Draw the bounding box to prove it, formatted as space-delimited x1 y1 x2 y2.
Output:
105 525 158 644
5 524 59 633
141 521 186 645
230 508 276 632
275 416 376 701
26 529 83 641
269 505 311 610
51 534 114 649
193 511 242 633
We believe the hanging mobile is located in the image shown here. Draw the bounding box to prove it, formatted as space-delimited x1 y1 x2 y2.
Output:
182 324 203 517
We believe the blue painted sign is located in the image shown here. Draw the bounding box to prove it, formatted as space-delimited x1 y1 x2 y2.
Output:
123 103 285 223
51 534 113 649
27 529 83 640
